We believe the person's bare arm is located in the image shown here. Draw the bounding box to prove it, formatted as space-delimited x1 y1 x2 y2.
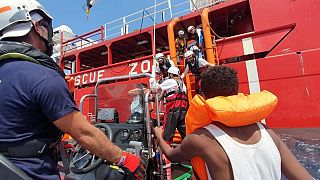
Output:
180 65 189 79
158 90 165 100
267 129 313 180
128 88 140 96
154 127 201 163
128 88 147 96
53 111 122 163
206 63 215 67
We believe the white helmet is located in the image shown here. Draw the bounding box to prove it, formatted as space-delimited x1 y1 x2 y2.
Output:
189 45 199 52
178 30 184 35
187 26 195 33
168 66 180 76
184 50 194 58
0 0 52 40
155 53 165 62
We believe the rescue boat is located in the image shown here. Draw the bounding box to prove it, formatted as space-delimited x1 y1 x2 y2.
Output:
54 0 320 179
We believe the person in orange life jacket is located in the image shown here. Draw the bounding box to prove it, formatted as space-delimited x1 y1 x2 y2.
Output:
0 0 145 179
155 52 175 82
154 66 312 180
180 50 214 94
157 67 188 143
175 30 187 64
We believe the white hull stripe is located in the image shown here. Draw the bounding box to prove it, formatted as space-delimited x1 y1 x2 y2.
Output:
242 37 255 55
242 37 266 124
246 60 261 93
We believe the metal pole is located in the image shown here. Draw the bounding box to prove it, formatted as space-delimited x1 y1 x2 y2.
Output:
162 10 166 22
59 31 64 69
79 94 97 123
125 24 129 34
79 94 97 113
121 17 126 35
153 2 164 178
155 92 164 180
104 24 107 40
153 0 156 55
167 0 173 19
144 91 153 156
189 0 194 11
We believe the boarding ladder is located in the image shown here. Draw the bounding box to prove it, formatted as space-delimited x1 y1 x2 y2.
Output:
184 37 219 101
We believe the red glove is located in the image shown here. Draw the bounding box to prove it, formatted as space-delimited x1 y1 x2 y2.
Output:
117 151 146 179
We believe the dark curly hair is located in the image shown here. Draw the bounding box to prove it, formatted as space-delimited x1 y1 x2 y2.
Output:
201 66 239 99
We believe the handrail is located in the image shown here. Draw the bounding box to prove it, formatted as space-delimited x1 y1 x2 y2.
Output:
60 26 105 55
201 8 215 64
58 1 227 59
94 73 153 118
62 27 102 45
167 17 180 65
79 94 97 115
144 90 153 156
103 0 219 40
126 9 170 25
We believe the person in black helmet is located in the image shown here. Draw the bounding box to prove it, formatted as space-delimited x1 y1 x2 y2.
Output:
0 0 145 179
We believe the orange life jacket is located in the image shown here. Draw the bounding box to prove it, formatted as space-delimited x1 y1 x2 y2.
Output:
185 90 278 179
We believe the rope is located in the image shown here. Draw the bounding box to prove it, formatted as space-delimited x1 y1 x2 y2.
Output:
189 0 224 40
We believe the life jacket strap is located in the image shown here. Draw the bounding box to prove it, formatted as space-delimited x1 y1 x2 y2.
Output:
0 53 39 64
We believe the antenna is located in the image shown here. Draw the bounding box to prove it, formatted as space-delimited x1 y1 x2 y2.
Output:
151 0 157 78
153 0 156 56
150 0 157 88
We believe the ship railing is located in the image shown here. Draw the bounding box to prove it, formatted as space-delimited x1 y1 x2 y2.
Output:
60 26 105 55
103 0 227 40
190 0 227 11
59 0 227 54
104 0 174 39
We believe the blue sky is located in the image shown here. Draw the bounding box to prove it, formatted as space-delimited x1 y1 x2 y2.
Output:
39 0 155 35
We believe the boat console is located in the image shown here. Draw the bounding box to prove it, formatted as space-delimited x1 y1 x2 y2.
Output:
64 73 160 179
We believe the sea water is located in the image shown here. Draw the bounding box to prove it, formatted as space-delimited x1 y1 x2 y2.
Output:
280 134 320 179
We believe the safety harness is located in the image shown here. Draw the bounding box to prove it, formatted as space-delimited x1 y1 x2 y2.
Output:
176 37 187 49
164 79 188 111
162 79 188 142
159 59 172 78
186 57 206 76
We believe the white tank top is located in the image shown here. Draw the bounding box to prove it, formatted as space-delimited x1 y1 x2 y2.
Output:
204 123 281 180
